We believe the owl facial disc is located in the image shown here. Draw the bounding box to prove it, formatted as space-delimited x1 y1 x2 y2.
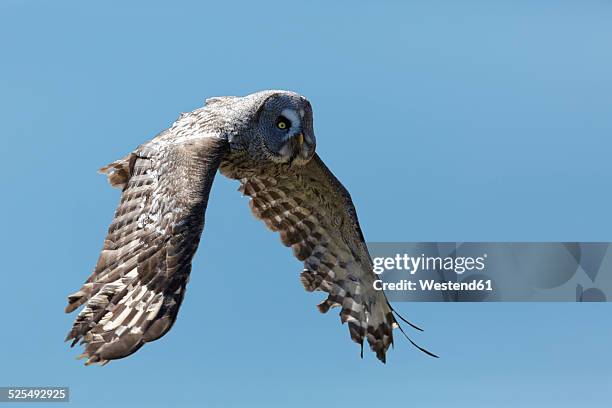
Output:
276 108 314 165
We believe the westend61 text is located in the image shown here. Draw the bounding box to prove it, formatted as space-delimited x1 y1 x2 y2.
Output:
373 279 493 292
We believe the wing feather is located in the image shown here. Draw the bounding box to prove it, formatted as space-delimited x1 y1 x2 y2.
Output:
221 154 402 362
65 132 228 365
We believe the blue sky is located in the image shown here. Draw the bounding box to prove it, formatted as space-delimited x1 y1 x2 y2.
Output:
1 1 611 407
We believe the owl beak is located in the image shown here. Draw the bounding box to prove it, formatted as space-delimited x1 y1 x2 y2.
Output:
296 133 304 146
279 132 313 166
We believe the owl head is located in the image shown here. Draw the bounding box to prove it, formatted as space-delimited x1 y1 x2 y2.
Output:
210 90 316 166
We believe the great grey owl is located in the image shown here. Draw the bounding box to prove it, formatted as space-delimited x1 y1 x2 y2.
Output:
65 90 434 365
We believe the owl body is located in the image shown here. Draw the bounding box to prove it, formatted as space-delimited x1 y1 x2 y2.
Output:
65 90 433 365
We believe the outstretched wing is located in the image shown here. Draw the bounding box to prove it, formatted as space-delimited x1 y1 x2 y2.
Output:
222 154 424 362
65 133 228 365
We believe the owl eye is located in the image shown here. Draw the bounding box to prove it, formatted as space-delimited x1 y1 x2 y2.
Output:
276 116 291 130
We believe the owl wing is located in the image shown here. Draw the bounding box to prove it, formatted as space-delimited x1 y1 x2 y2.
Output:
224 154 433 362
65 132 228 365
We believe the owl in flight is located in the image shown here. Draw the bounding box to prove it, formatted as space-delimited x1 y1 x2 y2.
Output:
65 90 434 365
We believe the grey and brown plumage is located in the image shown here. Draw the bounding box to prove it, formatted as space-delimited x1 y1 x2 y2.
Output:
65 90 433 365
